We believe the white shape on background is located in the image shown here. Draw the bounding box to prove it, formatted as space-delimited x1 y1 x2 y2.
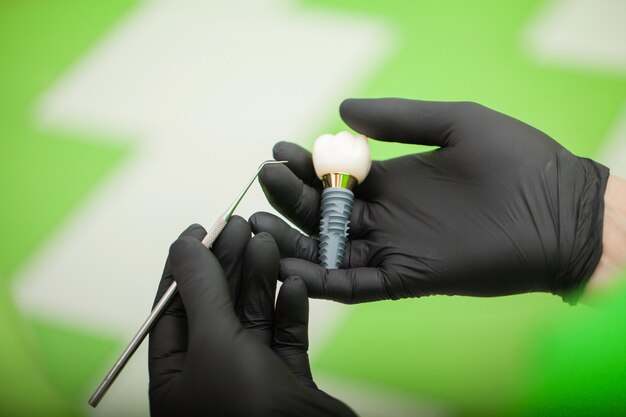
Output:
317 375 449 417
524 0 626 74
524 0 626 175
598 104 626 178
13 0 397 416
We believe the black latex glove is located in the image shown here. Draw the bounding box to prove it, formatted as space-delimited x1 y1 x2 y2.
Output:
149 219 356 417
250 98 610 304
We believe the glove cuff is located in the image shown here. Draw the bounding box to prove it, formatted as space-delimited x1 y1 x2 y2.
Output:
555 155 610 304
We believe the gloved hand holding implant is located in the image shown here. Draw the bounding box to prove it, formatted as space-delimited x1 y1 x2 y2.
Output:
251 98 615 304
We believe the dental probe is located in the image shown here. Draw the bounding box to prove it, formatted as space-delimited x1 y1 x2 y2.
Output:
88 159 287 408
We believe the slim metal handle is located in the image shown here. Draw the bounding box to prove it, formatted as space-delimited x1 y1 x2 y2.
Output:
88 282 178 407
88 218 227 407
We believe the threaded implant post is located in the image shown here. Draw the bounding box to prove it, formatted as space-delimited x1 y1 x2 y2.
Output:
319 187 354 269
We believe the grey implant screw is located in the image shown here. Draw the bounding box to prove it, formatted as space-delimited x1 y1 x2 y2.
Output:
319 187 353 269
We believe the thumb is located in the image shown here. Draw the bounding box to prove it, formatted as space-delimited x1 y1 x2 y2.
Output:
169 236 238 331
340 97 462 148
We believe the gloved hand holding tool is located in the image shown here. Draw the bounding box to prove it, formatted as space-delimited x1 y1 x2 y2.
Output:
251 98 611 304
89 160 290 407
149 221 356 417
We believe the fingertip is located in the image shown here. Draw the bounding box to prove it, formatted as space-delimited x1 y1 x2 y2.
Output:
259 162 287 186
244 232 280 280
248 231 279 259
168 236 212 278
169 235 200 258
214 215 251 248
339 97 370 133
179 223 207 240
248 211 282 237
279 258 326 296
277 276 309 321
248 211 269 234
276 275 309 335
212 216 250 298
258 162 320 235
271 141 320 185
259 164 300 208
250 213 319 261
227 215 250 233
272 141 290 160
282 275 308 298
273 141 310 161
168 235 235 329
339 97 358 120
212 215 250 258
278 258 295 280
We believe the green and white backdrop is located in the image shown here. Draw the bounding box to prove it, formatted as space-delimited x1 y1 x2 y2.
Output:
2 0 625 416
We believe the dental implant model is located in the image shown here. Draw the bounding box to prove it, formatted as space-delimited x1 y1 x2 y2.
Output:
312 131 372 269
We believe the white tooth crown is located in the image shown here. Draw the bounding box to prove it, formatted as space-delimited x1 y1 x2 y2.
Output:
312 131 372 184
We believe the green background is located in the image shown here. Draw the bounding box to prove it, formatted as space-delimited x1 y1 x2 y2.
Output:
1 0 624 416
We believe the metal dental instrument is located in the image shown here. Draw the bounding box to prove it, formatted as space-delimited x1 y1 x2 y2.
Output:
88 159 288 408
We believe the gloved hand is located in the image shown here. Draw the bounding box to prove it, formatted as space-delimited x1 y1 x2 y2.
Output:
148 219 356 417
250 98 610 304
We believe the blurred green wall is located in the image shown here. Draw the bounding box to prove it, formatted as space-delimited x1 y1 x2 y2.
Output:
1 0 624 416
